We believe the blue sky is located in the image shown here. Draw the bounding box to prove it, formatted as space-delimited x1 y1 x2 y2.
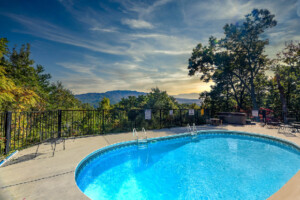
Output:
1 0 300 96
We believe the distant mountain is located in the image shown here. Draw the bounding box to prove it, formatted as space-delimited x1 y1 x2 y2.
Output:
172 93 199 99
175 98 201 105
75 90 147 107
75 90 201 107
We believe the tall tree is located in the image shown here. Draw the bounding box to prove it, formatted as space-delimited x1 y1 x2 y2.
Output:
0 38 84 111
273 41 300 123
0 38 40 111
222 9 276 110
188 9 277 112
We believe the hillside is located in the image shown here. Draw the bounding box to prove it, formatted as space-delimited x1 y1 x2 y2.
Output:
75 90 201 107
172 93 199 99
75 90 147 107
175 98 201 105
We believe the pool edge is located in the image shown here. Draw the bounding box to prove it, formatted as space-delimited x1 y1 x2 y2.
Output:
74 129 300 198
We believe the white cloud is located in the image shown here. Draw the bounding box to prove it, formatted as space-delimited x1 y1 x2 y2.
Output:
122 19 154 29
90 27 117 33
131 33 166 38
57 62 95 75
115 0 173 19
5 13 127 55
152 50 191 55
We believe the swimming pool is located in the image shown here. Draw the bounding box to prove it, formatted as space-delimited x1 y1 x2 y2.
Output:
75 130 300 200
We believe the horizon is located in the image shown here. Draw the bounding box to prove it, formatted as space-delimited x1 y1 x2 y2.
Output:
75 89 200 99
1 0 300 95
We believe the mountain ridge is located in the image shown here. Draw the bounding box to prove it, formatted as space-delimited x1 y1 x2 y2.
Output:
75 90 200 107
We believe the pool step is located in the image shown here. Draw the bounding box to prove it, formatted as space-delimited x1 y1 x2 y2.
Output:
133 128 148 149
191 135 199 142
138 138 148 143
187 123 198 136
137 139 148 149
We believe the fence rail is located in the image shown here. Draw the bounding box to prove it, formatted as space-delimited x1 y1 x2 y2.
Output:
0 109 210 156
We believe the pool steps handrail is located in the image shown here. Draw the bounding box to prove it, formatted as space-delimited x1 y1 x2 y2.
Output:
192 123 197 135
133 128 138 138
133 128 148 144
187 124 192 133
187 124 197 135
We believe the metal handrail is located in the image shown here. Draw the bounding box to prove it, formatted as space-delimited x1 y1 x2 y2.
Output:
142 127 147 139
133 128 138 138
187 124 192 133
192 123 197 135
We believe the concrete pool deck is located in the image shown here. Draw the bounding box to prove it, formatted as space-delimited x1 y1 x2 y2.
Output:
0 124 300 200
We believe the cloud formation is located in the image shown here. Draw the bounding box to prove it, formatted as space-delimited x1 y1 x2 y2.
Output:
1 0 299 95
122 19 154 29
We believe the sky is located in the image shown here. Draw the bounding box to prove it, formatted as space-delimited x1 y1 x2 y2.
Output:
0 0 300 96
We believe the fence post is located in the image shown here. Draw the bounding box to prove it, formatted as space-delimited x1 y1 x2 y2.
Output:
4 111 12 155
58 110 62 138
102 109 105 133
180 109 182 126
160 109 162 129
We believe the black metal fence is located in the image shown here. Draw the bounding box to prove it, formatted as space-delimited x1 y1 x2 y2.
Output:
0 109 210 156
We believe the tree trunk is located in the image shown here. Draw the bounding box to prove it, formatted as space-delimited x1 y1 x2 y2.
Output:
276 74 288 124
249 78 258 110
249 78 259 121
226 82 229 111
229 78 244 111
239 88 245 111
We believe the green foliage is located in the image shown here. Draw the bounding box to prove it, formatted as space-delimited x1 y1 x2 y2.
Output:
188 9 277 112
98 97 110 110
116 87 179 110
47 81 82 110
0 38 83 111
188 9 300 121
0 66 39 111
272 42 300 121
0 39 40 111
189 103 200 109
146 87 179 109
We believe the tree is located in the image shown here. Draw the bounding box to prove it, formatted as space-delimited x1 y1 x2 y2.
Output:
223 9 276 110
116 88 179 110
188 37 250 112
189 103 200 109
188 9 277 113
47 81 81 110
0 38 84 111
273 41 300 123
145 87 178 109
0 38 40 111
98 97 110 110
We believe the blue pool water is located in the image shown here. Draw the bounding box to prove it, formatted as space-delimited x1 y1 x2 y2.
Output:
76 132 300 200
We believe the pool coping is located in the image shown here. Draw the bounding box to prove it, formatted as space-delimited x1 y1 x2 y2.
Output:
74 129 300 198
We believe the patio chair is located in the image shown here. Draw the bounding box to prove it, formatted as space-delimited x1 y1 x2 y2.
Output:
290 123 300 134
278 124 294 134
278 119 297 134
266 119 281 129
